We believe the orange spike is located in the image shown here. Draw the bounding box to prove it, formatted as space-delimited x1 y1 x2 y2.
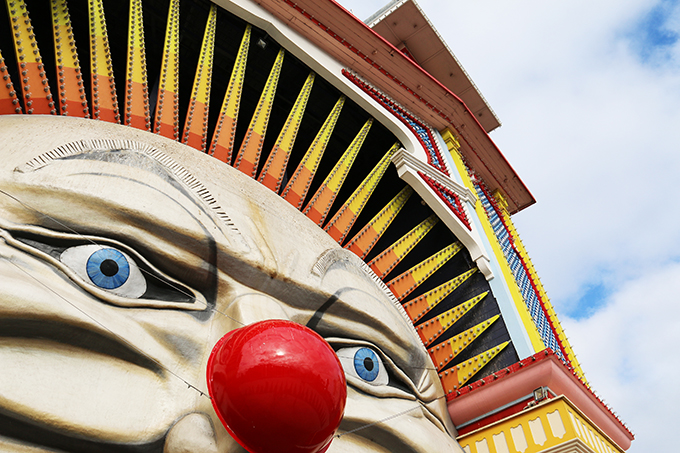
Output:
88 0 119 123
325 143 397 244
415 291 486 347
303 118 372 225
0 50 21 114
428 316 500 371
368 215 438 279
153 0 180 139
281 96 345 209
404 269 477 324
182 5 217 152
210 25 251 162
50 0 88 117
439 341 509 394
234 48 285 176
124 0 150 130
6 0 55 114
386 242 463 301
344 186 412 259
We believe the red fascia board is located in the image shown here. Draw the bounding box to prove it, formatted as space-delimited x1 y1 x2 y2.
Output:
260 0 535 213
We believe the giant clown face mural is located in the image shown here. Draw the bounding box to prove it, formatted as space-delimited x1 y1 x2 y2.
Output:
0 0 519 451
0 116 461 452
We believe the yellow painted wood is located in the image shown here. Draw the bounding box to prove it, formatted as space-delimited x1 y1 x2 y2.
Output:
88 0 119 122
368 214 438 279
303 118 372 225
281 96 345 209
344 186 413 259
7 0 55 114
234 48 285 177
209 25 251 161
258 72 315 192
124 0 150 130
182 5 217 151
387 242 463 301
324 143 398 243
415 291 487 347
429 315 499 371
405 269 477 323
153 0 180 139
50 0 88 117
439 341 509 393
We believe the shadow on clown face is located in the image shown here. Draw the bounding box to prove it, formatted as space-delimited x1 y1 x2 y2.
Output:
0 116 460 453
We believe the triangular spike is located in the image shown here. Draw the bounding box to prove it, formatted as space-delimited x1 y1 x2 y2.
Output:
0 50 21 114
88 0 119 122
303 118 373 225
428 315 500 371
50 0 88 117
153 0 180 139
386 242 463 301
281 96 345 209
368 214 438 279
258 72 315 192
325 143 398 243
344 186 413 259
209 25 251 162
439 341 510 395
6 0 55 114
124 0 150 130
234 48 285 176
416 291 487 347
182 5 217 152
403 269 477 324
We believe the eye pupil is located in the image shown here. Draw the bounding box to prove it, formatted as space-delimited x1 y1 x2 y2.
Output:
363 357 374 372
99 259 119 277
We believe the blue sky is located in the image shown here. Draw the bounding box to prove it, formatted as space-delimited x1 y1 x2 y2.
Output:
338 0 680 451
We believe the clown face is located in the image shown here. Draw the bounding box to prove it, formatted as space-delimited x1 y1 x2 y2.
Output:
0 115 461 452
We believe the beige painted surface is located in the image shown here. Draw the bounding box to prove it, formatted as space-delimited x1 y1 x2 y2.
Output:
0 115 461 452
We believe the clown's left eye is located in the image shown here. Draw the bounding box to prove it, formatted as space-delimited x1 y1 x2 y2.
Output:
337 346 389 386
60 245 146 298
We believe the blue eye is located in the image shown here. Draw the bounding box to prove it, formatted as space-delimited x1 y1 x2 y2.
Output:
86 248 130 289
337 346 389 386
354 348 379 382
60 244 147 298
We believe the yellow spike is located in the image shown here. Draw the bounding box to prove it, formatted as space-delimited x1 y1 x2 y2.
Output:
234 48 285 177
416 291 487 347
210 25 251 162
6 0 55 114
325 143 398 243
428 315 500 371
344 186 413 259
303 118 373 226
124 0 149 130
0 50 21 114
182 5 217 152
51 0 88 117
281 96 345 209
404 269 477 323
387 242 463 301
258 72 315 192
368 214 438 279
88 0 119 123
439 341 510 394
153 0 180 139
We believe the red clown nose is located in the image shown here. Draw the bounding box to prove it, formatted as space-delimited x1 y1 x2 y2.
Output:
206 320 347 453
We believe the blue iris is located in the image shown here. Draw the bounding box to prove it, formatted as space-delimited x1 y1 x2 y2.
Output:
353 348 379 382
86 248 130 289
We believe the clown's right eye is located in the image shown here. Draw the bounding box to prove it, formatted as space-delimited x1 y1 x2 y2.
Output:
337 346 389 386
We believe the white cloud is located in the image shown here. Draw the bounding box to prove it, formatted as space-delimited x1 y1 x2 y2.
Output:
337 0 680 450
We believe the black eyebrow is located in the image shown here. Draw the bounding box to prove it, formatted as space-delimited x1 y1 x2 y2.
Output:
306 294 339 330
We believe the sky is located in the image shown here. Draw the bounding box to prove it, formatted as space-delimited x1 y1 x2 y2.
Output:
337 0 680 451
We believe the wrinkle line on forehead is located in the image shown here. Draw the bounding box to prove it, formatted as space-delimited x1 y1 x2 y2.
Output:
15 139 244 245
312 247 419 338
